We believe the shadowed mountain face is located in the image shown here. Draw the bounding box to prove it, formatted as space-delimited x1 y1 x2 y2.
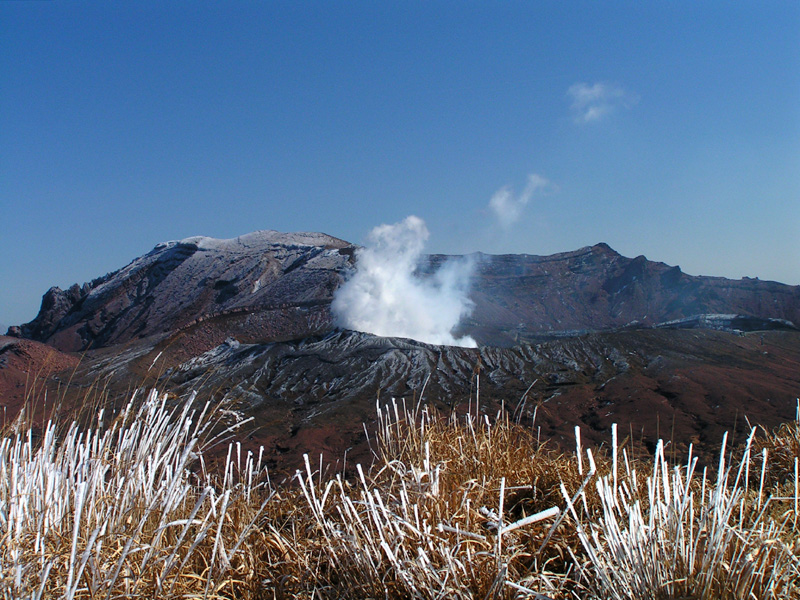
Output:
14 235 800 351
455 244 799 345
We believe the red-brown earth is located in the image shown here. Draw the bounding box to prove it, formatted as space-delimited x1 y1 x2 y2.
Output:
0 335 81 428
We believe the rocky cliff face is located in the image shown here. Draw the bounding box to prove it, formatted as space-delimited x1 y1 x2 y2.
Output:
458 243 800 345
16 233 800 352
18 231 355 351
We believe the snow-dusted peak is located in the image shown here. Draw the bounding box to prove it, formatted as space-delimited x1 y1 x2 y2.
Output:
173 230 350 252
20 229 356 351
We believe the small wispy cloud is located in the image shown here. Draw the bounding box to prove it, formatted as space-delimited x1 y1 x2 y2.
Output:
568 82 639 124
488 173 552 229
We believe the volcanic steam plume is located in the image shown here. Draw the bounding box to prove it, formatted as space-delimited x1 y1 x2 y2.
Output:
332 216 476 347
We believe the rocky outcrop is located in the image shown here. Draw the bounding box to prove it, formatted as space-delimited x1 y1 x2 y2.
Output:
21 284 89 341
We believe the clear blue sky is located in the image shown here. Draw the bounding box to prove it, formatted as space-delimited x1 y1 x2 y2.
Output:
2 1 799 328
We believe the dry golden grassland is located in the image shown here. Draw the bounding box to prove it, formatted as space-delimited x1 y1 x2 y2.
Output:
1 386 798 599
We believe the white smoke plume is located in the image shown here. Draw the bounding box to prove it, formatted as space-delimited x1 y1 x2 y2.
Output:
332 216 477 347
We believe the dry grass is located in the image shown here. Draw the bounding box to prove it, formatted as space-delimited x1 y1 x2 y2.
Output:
1 386 798 599
0 389 273 599
566 427 799 600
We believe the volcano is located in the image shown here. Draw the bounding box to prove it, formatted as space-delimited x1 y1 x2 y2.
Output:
5 231 800 471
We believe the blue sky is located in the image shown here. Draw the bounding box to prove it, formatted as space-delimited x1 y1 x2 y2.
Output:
2 1 799 328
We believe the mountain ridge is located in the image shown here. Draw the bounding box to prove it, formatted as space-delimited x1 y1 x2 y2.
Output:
13 230 354 351
10 232 800 351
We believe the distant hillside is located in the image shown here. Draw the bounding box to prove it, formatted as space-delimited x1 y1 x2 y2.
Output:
13 232 800 350
456 243 800 345
15 231 355 351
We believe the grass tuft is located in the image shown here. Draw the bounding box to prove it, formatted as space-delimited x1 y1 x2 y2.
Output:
0 389 272 599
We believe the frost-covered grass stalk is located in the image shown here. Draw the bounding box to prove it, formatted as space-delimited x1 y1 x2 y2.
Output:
280 394 800 599
564 424 800 600
274 396 569 599
0 389 272 599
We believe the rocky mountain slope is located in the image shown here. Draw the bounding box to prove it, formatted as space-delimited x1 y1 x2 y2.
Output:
63 327 800 471
458 244 799 344
15 231 354 352
5 230 800 472
12 235 800 350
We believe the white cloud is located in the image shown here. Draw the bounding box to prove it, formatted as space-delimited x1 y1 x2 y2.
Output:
568 82 639 124
488 173 552 229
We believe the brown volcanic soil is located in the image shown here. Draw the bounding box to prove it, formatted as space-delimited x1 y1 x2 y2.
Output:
0 335 81 426
529 330 800 464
